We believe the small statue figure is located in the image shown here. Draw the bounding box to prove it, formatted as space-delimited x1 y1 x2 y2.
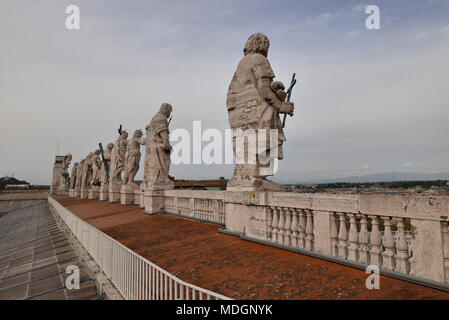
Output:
100 142 113 185
90 150 102 186
81 152 94 189
70 162 79 189
110 131 129 180
59 153 72 189
226 33 294 191
76 159 85 190
143 103 174 189
123 129 145 186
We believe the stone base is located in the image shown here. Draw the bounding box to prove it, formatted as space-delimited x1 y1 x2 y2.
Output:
226 164 284 192
139 189 145 208
143 190 165 214
109 180 122 203
74 188 81 198
225 201 269 241
80 188 90 200
68 189 75 197
120 184 138 205
134 189 142 207
99 184 109 201
88 186 100 200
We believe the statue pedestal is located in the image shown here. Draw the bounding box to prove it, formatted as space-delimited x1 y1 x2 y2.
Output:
80 187 89 199
88 186 100 200
68 189 75 197
99 184 109 201
139 189 145 208
109 179 122 203
143 182 174 214
74 187 81 198
120 184 138 205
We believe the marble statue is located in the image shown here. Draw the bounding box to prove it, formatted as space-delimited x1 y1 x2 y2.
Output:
70 162 79 189
81 152 94 189
123 129 145 186
110 131 129 180
59 153 72 189
143 103 174 189
75 159 85 189
226 33 294 191
100 143 113 185
90 150 102 186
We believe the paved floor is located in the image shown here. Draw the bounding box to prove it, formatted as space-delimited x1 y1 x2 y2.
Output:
55 196 449 300
0 202 100 300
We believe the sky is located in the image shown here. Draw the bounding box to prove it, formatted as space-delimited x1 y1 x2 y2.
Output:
1 0 448 185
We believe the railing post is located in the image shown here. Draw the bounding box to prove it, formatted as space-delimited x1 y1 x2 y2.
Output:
358 215 370 264
369 215 382 267
381 216 395 270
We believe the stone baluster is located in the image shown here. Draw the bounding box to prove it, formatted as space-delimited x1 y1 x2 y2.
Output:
442 222 449 283
394 218 410 274
305 210 314 251
277 207 286 245
330 212 338 257
381 217 395 270
284 208 292 246
267 207 274 241
347 214 359 262
290 209 299 248
337 213 348 259
369 215 382 267
270 207 279 243
297 210 306 249
358 215 370 264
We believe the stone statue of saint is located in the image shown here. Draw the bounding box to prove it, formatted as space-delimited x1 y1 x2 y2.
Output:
109 131 129 180
100 143 113 185
76 159 85 189
70 162 79 189
123 129 145 186
81 152 94 189
143 103 174 189
60 153 72 189
226 33 294 191
90 150 102 186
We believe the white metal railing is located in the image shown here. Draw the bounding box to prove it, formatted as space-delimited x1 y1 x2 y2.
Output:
48 196 231 300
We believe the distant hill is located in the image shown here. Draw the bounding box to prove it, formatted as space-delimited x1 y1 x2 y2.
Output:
299 172 449 184
0 176 29 189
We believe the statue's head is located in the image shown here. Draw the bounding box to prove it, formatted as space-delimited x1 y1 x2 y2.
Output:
160 103 173 117
74 162 79 167
121 131 128 139
107 142 113 150
133 129 143 138
244 33 270 57
94 149 101 156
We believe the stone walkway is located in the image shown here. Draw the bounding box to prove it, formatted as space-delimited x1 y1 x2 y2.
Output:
0 202 100 300
55 196 449 300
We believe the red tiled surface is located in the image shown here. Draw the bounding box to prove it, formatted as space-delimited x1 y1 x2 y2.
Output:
55 196 449 300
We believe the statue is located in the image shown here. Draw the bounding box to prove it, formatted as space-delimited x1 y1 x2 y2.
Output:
100 143 113 185
90 150 102 186
143 103 174 190
59 153 72 190
81 152 94 189
123 129 145 186
226 33 294 191
70 162 79 189
76 159 85 190
110 131 128 180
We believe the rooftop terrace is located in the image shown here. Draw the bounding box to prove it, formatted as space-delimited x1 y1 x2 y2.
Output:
54 196 449 300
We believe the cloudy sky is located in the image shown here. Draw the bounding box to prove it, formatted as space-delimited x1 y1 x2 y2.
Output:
1 0 448 185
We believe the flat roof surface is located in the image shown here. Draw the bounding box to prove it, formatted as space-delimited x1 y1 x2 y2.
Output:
55 196 449 300
0 202 100 300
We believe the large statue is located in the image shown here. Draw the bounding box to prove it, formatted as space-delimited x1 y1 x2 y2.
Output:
59 153 72 190
226 33 294 191
123 129 145 186
110 131 129 180
70 162 79 189
143 103 174 189
100 143 113 185
90 150 102 186
81 152 94 189
75 159 85 189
